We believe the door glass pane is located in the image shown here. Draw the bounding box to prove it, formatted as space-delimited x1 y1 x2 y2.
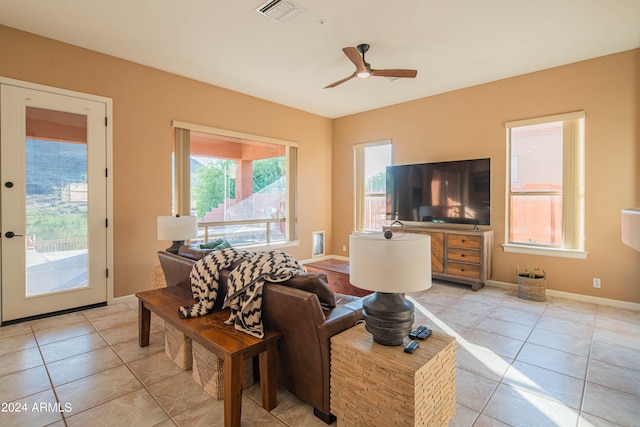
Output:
25 107 88 296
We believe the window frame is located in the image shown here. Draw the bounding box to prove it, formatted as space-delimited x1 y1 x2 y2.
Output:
172 120 298 247
354 140 392 232
504 111 586 259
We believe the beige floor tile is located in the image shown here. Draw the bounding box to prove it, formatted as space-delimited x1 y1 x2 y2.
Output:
547 297 598 314
65 388 169 427
594 315 640 335
98 320 140 345
0 388 64 427
128 351 187 386
487 305 542 326
0 347 43 377
595 305 640 323
462 328 524 359
0 331 38 357
452 298 497 316
243 383 299 417
589 339 638 372
39 332 108 363
474 316 533 341
147 370 212 417
483 383 580 427
582 382 640 426
535 315 594 340
34 320 96 346
0 321 33 340
111 330 165 363
0 365 51 402
30 311 87 331
81 302 134 321
586 359 640 397
472 414 512 427
89 310 138 332
47 346 124 386
435 307 487 329
456 344 513 382
503 360 584 409
495 296 549 315
516 342 588 380
55 364 143 414
526 327 592 357
448 403 479 426
274 400 330 427
542 306 596 326
455 368 498 413
578 411 626 427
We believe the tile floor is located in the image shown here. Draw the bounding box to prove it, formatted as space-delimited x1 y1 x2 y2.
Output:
0 282 638 426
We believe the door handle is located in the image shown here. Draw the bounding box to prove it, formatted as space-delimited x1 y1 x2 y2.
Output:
4 182 13 188
4 232 23 238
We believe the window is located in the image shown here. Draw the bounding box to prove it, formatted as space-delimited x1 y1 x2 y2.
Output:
172 121 297 247
354 141 392 231
505 111 585 257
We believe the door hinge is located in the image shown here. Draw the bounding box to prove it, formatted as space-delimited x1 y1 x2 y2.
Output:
105 168 108 178
106 268 109 278
105 117 108 126
106 218 109 228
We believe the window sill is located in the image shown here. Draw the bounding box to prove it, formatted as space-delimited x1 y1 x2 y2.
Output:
239 240 300 251
502 243 587 260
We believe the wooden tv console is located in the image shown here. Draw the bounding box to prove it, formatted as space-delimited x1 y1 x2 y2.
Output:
385 226 493 291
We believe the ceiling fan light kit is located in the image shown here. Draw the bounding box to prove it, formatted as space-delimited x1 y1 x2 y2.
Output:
325 43 417 88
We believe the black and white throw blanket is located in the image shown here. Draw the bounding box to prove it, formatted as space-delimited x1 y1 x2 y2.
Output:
178 248 253 319
179 248 303 339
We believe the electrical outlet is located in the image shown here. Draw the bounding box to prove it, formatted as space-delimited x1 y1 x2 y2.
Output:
593 278 601 288
342 245 347 252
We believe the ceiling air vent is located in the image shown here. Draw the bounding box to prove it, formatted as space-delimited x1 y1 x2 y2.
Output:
256 0 304 23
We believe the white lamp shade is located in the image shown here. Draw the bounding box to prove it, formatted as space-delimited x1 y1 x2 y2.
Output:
157 215 198 241
622 208 640 251
349 232 432 293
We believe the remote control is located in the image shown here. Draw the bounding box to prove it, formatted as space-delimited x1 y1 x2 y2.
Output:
416 328 432 340
404 341 419 354
409 326 427 340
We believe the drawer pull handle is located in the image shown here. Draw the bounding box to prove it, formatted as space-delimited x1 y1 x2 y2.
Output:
461 254 465 257
461 239 465 242
460 268 465 272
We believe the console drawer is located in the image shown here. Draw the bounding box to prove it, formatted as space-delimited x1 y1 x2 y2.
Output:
446 262 481 279
447 248 480 264
448 234 481 249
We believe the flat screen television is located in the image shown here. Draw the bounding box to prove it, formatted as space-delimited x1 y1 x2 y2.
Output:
386 158 491 226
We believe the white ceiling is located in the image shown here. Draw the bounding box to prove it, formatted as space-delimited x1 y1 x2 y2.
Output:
1 0 639 118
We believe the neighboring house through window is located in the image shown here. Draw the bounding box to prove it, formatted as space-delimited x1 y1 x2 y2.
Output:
172 121 297 247
354 141 392 232
505 111 586 258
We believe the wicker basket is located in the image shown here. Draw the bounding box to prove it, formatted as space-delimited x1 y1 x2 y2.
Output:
517 268 547 302
164 324 193 370
191 341 254 400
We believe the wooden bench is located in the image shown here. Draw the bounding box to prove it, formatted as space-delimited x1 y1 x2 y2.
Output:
136 286 282 427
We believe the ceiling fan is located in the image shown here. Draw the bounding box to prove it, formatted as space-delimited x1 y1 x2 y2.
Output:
324 44 417 89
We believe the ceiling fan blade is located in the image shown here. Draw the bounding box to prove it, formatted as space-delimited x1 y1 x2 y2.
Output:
342 47 367 73
324 73 357 89
371 69 418 78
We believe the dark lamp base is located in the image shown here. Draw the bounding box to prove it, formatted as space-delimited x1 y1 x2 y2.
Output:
362 292 414 346
165 240 186 255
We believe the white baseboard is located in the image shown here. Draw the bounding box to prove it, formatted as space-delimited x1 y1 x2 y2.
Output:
485 279 640 311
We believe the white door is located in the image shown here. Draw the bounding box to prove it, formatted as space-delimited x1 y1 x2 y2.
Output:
1 84 108 323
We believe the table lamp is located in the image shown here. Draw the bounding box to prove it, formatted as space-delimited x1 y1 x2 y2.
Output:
157 214 198 254
349 231 431 346
622 208 640 251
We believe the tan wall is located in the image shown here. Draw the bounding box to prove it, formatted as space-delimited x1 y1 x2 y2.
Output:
0 25 333 297
333 49 640 303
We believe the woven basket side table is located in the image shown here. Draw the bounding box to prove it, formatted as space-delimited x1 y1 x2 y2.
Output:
330 323 456 426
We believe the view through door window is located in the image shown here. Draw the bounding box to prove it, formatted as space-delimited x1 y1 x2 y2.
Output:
25 107 89 296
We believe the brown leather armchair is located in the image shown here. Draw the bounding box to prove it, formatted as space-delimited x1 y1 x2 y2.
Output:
157 251 362 423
